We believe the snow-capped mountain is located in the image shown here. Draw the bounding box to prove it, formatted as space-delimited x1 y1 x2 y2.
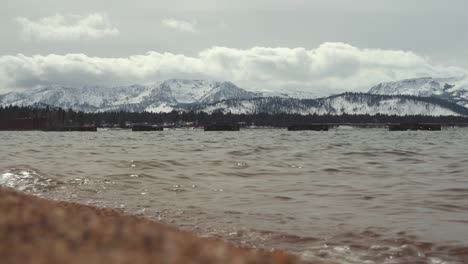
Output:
0 84 153 112
0 84 150 112
1 79 467 116
0 79 258 112
156 79 258 104
369 77 468 108
189 93 468 116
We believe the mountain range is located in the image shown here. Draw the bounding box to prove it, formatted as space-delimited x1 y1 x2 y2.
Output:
1 78 467 116
0 80 259 113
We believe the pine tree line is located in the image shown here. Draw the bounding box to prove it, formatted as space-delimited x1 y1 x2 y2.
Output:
1 105 468 128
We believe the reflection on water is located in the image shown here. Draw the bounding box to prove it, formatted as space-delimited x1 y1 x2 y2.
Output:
1 128 468 263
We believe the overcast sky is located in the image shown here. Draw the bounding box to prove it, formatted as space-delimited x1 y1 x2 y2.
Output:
1 0 468 94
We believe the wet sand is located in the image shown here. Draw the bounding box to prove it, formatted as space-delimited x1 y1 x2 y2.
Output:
0 187 297 264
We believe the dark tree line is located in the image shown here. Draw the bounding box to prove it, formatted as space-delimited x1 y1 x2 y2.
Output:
1 105 468 128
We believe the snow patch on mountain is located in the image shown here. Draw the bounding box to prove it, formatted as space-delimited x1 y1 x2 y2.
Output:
145 103 175 113
255 90 322 99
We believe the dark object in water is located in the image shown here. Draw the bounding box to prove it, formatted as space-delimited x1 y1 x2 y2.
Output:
288 125 329 131
204 124 240 131
54 127 98 132
132 125 163 131
0 118 35 131
0 118 46 131
388 123 441 131
0 118 97 131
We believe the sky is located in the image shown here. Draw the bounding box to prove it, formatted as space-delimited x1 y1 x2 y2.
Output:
1 0 468 95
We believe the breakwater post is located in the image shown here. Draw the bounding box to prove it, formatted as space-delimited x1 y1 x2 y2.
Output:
388 123 442 131
132 125 164 131
287 125 329 131
204 124 240 131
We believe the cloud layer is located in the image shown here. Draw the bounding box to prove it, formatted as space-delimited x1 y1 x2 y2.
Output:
161 18 197 33
15 13 119 41
0 43 466 95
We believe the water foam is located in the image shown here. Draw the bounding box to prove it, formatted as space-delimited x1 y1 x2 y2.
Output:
0 169 60 192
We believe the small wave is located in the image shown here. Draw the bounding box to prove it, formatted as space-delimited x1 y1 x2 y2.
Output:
395 158 425 164
438 188 468 192
322 168 341 173
177 222 468 264
381 150 424 157
342 151 377 157
273 196 293 201
295 229 467 264
0 168 61 192
234 162 249 168
162 184 197 193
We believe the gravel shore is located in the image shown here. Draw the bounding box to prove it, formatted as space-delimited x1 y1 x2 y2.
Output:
0 187 297 264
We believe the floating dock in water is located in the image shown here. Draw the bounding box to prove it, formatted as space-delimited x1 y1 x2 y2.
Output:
0 118 44 131
287 125 329 131
204 124 240 131
132 125 164 132
51 127 98 132
0 118 98 132
388 123 441 131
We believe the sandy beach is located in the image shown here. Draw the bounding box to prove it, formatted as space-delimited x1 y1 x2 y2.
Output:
0 187 298 264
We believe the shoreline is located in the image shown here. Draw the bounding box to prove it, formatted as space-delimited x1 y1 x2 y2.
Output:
0 187 297 264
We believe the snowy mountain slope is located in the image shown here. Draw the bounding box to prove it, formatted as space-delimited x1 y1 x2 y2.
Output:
0 80 258 112
254 90 323 99
0 84 150 112
152 79 258 104
198 81 259 103
2 79 467 116
190 93 468 116
369 77 468 108
318 93 465 116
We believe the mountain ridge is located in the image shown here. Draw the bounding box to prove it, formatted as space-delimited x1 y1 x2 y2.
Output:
0 80 258 113
188 93 468 116
369 77 468 108
1 79 468 116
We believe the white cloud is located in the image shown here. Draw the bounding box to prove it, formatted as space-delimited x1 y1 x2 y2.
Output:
0 42 466 95
15 13 119 41
161 18 197 33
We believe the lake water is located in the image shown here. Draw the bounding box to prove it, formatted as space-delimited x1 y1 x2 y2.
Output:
1 128 468 263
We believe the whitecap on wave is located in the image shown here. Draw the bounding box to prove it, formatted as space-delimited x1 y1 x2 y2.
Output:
0 169 61 192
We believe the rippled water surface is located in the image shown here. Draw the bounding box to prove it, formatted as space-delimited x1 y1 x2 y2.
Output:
1 128 468 263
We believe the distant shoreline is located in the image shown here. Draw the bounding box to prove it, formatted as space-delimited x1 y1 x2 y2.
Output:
0 187 296 264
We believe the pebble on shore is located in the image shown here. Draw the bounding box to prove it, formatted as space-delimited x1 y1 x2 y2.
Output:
0 187 297 264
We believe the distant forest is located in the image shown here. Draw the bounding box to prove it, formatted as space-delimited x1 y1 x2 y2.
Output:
1 105 468 128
